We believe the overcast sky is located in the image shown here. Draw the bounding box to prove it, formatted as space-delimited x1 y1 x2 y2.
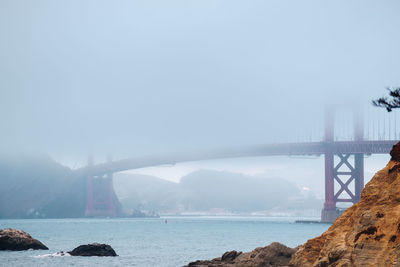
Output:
1 0 400 163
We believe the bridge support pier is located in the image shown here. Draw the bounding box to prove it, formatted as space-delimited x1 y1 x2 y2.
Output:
354 153 364 202
321 152 338 222
85 156 116 217
85 172 116 217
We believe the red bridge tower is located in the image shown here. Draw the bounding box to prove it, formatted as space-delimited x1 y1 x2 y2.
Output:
321 106 365 222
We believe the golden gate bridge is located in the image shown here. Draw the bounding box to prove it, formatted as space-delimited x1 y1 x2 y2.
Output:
77 105 398 222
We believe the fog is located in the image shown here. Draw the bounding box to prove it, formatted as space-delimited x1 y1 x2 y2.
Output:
0 0 398 173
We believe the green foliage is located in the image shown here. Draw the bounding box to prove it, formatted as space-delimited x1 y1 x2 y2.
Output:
373 87 400 112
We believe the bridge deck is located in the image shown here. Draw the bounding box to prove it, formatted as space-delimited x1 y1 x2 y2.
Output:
78 140 397 175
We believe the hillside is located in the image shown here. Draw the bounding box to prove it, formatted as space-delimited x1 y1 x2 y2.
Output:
0 154 121 218
114 173 185 213
0 154 85 218
114 170 322 215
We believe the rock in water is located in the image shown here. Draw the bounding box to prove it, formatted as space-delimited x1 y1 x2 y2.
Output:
290 141 400 266
68 243 117 256
0 228 48 251
184 242 296 267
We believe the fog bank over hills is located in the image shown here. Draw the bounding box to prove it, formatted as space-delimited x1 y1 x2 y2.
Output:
114 170 322 216
0 152 384 219
0 155 123 218
0 154 323 218
0 155 83 218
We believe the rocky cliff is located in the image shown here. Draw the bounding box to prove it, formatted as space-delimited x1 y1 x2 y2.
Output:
290 142 400 266
185 242 296 267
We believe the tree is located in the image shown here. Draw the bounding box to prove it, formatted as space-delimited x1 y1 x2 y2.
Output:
373 87 400 112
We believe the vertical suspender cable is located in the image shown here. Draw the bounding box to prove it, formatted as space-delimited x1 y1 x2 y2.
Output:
394 111 396 140
388 115 391 140
383 111 386 140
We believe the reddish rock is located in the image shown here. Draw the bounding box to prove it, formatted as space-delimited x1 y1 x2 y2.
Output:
391 142 400 161
289 141 400 266
184 242 296 267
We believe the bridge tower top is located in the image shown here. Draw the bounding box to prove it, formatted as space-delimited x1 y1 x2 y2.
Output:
88 155 94 166
354 107 364 141
324 104 364 142
324 105 335 142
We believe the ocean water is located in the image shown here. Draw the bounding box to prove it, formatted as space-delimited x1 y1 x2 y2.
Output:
0 216 330 267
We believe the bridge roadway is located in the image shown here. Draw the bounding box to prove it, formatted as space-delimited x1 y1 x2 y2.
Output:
78 140 397 176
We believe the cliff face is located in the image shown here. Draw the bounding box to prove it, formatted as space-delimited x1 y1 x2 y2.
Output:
290 143 400 267
185 242 296 267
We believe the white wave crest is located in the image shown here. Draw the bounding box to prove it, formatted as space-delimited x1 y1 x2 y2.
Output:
34 251 71 258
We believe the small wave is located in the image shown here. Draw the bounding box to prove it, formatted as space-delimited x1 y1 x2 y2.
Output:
34 252 71 258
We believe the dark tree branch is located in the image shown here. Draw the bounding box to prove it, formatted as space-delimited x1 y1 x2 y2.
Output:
372 87 400 112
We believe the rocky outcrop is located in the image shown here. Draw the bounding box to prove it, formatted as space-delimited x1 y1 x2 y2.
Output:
184 242 296 267
0 228 48 250
68 243 117 256
290 142 400 266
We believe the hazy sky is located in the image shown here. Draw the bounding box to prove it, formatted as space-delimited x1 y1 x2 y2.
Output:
1 0 400 162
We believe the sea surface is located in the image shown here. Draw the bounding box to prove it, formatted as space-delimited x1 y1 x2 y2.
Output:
0 216 330 267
